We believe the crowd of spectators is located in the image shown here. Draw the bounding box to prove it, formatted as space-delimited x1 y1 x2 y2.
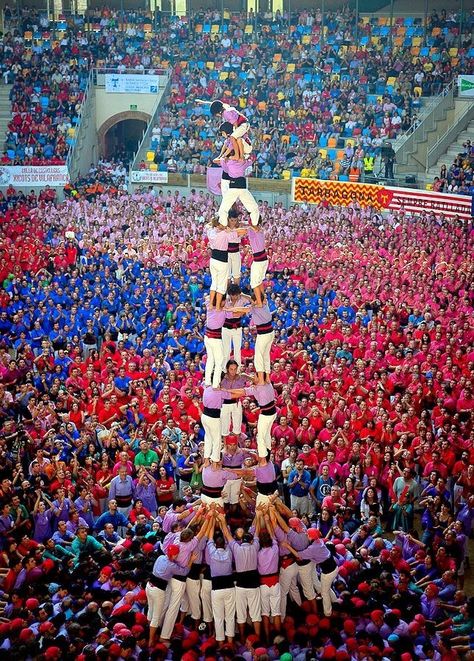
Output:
432 140 474 195
1 6 473 174
0 178 471 658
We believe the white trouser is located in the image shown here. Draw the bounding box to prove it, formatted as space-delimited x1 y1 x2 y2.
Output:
279 562 301 617
290 494 312 516
210 257 229 295
223 478 242 505
160 577 187 639
202 413 222 463
250 258 268 288
201 493 225 507
260 582 281 617
256 492 274 507
181 576 202 620
232 121 252 155
204 336 224 388
200 578 213 623
222 327 242 367
256 412 276 458
228 252 242 280
235 586 262 624
254 331 274 374
211 586 236 641
218 186 259 227
146 582 166 627
319 566 339 616
298 561 316 600
221 400 242 435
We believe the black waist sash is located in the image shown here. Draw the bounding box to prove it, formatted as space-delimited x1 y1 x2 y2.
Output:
224 317 241 329
205 327 222 339
236 569 259 589
256 321 273 335
201 484 223 498
228 242 240 254
188 563 202 580
319 556 337 574
260 400 276 416
203 406 221 419
148 575 168 590
256 479 278 495
229 176 246 189
253 249 268 262
211 248 228 263
211 574 235 590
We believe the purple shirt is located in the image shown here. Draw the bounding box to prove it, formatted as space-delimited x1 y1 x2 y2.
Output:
244 383 275 406
288 529 310 552
152 554 189 580
257 540 279 575
229 538 260 572
222 158 248 178
206 306 229 330
220 375 247 391
202 465 238 488
202 386 231 409
221 448 246 468
207 227 238 251
298 540 331 564
255 461 276 484
247 227 266 254
207 540 233 577
251 304 272 325
222 105 245 126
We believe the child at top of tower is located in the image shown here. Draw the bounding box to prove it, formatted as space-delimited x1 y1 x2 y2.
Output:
197 98 252 160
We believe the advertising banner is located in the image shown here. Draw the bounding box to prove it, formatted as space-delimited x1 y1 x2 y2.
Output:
292 178 473 221
105 74 161 94
0 165 69 187
458 75 474 98
130 170 169 184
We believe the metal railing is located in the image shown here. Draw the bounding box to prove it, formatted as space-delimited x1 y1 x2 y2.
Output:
129 73 172 173
66 68 94 178
426 100 474 171
393 80 456 168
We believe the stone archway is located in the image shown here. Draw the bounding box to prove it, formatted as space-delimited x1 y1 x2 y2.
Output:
97 110 151 158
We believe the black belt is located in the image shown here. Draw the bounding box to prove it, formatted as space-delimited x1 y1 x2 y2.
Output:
211 574 235 590
319 556 337 574
222 398 234 405
203 406 221 419
201 484 223 498
256 322 273 334
148 575 168 590
211 248 228 263
205 327 222 339
188 563 202 580
236 569 260 589
256 480 278 495
224 318 241 329
222 171 230 181
260 401 276 416
228 242 240 253
253 249 268 262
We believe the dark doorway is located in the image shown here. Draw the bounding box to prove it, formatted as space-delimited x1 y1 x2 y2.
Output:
103 119 147 165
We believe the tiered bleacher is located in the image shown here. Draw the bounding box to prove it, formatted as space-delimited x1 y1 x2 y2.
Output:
1 7 472 177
